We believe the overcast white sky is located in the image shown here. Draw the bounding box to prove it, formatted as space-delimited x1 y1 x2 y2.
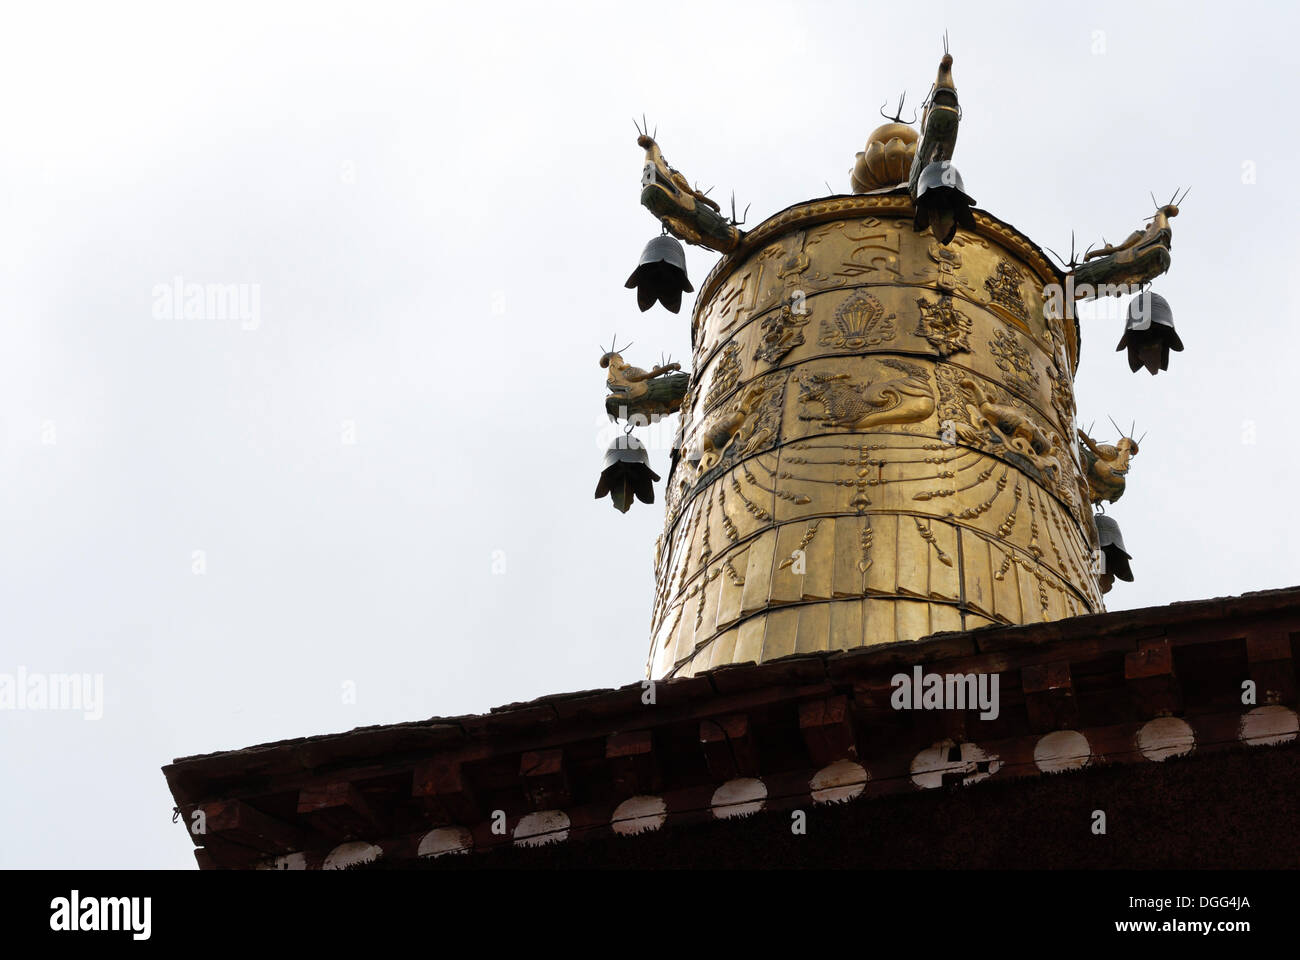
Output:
2 0 1297 868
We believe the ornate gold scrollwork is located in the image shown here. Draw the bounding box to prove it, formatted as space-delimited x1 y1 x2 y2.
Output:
703 342 743 410
989 327 1041 396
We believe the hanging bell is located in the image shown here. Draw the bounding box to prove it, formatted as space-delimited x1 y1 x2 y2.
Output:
1093 514 1134 593
594 433 660 513
624 236 694 313
1117 291 1183 375
912 160 976 245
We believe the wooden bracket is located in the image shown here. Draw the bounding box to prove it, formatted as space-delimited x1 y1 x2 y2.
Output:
412 756 479 823
1125 639 1182 717
519 748 570 809
1246 629 1296 705
699 713 757 779
297 781 382 840
797 695 858 766
1022 660 1078 732
606 730 657 796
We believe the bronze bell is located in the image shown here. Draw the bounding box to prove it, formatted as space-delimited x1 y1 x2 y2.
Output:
1094 514 1134 594
1117 291 1183 375
594 433 660 513
625 236 694 313
913 160 976 245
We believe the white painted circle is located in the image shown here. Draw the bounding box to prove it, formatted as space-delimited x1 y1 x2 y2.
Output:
711 778 767 818
910 740 1000 789
323 841 383 870
1136 716 1196 761
417 825 473 858
1240 705 1299 747
256 852 306 870
1033 730 1091 773
809 760 868 804
513 810 570 847
611 796 667 835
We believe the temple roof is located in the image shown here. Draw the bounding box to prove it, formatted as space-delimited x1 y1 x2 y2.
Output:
164 586 1300 869
171 586 1300 769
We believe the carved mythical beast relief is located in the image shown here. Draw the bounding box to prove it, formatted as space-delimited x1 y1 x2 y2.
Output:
796 359 935 431
695 372 787 473
933 365 1083 518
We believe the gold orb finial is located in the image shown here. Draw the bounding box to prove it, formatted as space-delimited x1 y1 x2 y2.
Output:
850 122 918 194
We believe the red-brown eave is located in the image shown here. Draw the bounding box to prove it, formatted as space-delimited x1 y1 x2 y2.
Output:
162 586 1300 868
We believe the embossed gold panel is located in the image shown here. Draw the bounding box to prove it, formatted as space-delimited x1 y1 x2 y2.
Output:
649 196 1098 680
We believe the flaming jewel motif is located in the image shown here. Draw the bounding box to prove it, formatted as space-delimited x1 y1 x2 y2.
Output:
819 291 897 350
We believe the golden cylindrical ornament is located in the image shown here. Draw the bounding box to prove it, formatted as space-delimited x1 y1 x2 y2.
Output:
648 195 1099 679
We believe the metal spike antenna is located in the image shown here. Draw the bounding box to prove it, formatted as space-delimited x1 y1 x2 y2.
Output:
728 191 751 226
1046 230 1080 270
879 92 917 124
634 114 658 140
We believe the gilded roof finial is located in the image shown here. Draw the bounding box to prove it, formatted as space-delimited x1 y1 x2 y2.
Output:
850 93 918 193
